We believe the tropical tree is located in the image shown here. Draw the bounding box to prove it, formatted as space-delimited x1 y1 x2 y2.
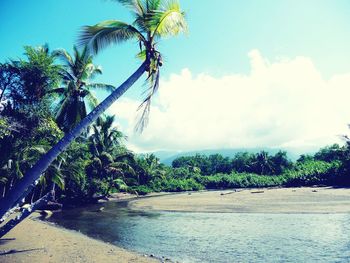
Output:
136 154 166 184
0 0 187 221
253 151 275 175
7 45 61 110
231 152 255 173
88 115 124 155
270 150 292 174
86 152 135 197
0 63 21 104
0 45 63 221
86 115 136 196
52 46 115 132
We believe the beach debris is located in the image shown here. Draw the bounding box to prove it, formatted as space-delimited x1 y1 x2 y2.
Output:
220 190 238 196
41 201 63 211
39 210 53 219
20 204 31 211
251 190 264 194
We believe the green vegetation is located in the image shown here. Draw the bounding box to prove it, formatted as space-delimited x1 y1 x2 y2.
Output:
1 44 350 210
1 0 350 225
0 0 187 221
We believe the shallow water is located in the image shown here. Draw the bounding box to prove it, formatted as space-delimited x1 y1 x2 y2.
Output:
49 200 350 263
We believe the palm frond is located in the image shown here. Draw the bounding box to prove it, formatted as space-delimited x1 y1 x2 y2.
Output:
150 0 187 38
135 67 160 132
53 49 75 69
85 83 116 93
58 69 75 83
112 178 128 190
89 66 103 79
46 87 66 95
114 0 146 16
79 20 145 54
136 50 147 60
51 171 65 190
55 97 71 125
85 91 99 110
148 0 162 10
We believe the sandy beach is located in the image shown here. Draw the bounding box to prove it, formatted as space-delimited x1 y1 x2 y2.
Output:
1 187 350 263
129 187 350 213
0 213 159 263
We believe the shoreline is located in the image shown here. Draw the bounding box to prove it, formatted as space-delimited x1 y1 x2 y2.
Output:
2 187 350 262
0 199 160 263
128 187 350 214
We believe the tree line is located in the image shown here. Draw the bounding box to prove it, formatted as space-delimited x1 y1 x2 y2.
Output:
2 44 350 207
0 0 188 231
1 1 350 239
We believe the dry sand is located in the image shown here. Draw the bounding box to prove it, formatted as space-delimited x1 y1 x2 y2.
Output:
0 213 159 263
129 187 350 213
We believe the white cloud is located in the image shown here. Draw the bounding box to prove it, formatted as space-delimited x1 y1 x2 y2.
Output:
109 50 350 152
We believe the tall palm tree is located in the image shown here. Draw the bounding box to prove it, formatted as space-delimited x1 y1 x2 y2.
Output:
80 0 187 130
87 117 135 196
136 154 166 184
0 0 187 221
254 151 275 175
89 115 125 155
52 46 115 132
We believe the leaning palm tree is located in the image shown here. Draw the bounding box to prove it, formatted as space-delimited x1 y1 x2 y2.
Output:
52 46 115 132
0 0 187 221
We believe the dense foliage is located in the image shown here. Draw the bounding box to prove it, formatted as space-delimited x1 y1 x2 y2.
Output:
1 45 350 208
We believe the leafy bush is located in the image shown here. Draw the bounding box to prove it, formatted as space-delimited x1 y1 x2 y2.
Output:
150 178 204 192
283 160 341 186
129 185 153 195
197 172 287 189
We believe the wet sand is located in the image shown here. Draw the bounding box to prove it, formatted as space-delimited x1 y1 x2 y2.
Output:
129 187 350 213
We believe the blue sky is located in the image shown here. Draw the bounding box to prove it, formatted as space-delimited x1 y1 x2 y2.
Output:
2 0 350 152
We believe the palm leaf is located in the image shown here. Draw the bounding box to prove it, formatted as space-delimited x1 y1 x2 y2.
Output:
112 178 128 190
135 68 160 132
79 20 146 54
85 91 99 110
51 171 65 190
136 49 147 60
46 87 66 95
53 49 75 69
114 0 146 16
85 83 116 93
150 1 187 38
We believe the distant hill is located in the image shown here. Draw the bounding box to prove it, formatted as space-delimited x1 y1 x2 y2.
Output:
148 148 316 166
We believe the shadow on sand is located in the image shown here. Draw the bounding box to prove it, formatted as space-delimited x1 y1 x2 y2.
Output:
0 247 44 256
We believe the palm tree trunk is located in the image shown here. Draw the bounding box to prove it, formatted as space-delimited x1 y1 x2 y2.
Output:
0 62 147 220
0 180 39 223
0 191 53 239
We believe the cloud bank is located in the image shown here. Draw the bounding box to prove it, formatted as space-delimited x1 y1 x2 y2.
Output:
109 50 350 152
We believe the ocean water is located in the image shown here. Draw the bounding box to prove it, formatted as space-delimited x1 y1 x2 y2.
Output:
49 201 350 263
